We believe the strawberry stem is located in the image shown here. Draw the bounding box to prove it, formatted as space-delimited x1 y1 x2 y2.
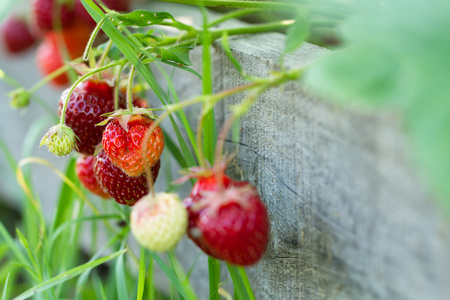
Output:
127 65 136 113
97 39 113 68
114 64 125 110
83 17 107 62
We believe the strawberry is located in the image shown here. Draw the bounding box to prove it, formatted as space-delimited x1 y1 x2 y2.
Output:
102 113 164 177
94 149 160 206
32 0 75 31
75 0 130 28
130 192 188 252
193 181 270 266
1 15 37 54
40 124 76 156
183 172 233 256
58 79 147 155
76 154 110 198
36 17 92 86
36 34 70 86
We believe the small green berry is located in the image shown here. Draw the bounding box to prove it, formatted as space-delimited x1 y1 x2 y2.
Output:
40 124 77 156
8 88 31 109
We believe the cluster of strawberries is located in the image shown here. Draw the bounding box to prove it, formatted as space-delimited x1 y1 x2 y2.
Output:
65 79 269 266
0 0 129 85
5 0 271 267
61 79 164 206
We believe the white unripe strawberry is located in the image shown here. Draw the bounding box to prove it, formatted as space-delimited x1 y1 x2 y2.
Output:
130 192 188 252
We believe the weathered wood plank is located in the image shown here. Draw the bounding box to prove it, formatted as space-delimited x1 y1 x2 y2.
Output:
209 33 450 300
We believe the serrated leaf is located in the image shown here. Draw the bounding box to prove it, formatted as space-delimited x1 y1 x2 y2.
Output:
109 10 174 27
284 11 309 54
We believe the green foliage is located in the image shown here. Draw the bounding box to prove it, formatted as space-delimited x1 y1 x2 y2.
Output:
305 0 450 209
0 0 314 298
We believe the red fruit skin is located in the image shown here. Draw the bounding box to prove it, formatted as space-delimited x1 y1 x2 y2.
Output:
183 175 232 256
191 181 270 266
1 15 37 54
32 0 75 31
102 115 164 177
94 149 160 206
58 80 147 155
36 35 69 86
36 17 92 86
76 154 110 198
75 0 130 28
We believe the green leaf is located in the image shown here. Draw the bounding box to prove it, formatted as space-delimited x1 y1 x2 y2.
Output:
13 249 127 300
115 246 128 300
221 32 243 75
2 273 11 300
208 257 220 300
226 264 255 300
109 10 175 27
154 45 193 66
284 10 309 54
0 222 29 269
148 252 197 300
136 248 146 300
305 0 450 210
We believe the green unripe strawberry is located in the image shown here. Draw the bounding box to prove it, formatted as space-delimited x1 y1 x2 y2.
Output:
8 88 31 108
40 124 76 156
130 192 188 252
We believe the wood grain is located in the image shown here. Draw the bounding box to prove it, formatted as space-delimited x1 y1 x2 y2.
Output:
207 33 450 300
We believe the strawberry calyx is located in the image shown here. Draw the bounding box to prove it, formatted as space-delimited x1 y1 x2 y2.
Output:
176 157 233 184
191 183 257 216
97 108 156 130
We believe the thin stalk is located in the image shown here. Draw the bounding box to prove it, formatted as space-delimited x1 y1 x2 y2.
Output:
28 59 81 94
156 0 300 10
127 65 136 112
114 64 125 110
208 9 259 27
83 17 107 61
201 6 217 165
155 19 294 47
97 39 113 68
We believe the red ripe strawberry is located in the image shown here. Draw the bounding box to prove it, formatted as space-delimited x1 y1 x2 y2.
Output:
94 149 160 206
102 114 164 177
75 0 130 28
76 154 110 198
1 15 37 54
36 17 92 86
193 181 270 266
59 80 147 155
183 173 232 256
36 35 69 85
32 0 75 31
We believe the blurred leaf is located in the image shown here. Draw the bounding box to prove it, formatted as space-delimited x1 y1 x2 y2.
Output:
115 246 128 300
136 248 146 300
284 11 309 54
13 249 127 300
148 251 197 300
109 10 175 27
305 0 450 209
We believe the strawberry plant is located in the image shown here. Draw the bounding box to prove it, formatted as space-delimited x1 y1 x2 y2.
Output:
1 0 449 299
